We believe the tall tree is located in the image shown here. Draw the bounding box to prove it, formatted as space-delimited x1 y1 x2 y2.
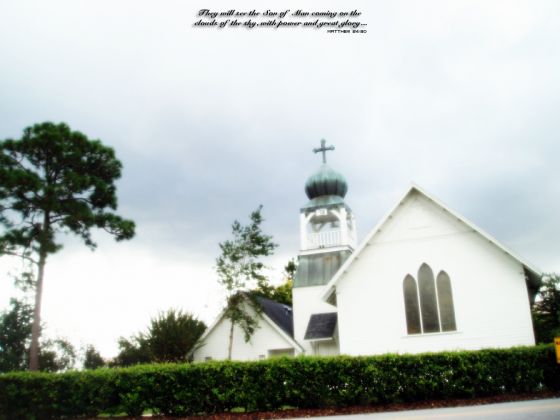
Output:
112 309 206 366
532 273 560 344
216 206 277 359
0 122 135 370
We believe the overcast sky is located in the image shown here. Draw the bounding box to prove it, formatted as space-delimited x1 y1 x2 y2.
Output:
1 0 559 358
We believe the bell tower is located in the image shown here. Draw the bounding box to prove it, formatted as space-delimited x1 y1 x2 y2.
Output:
293 139 356 355
299 139 357 254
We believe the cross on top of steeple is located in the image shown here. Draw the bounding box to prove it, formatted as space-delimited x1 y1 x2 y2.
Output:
313 139 335 164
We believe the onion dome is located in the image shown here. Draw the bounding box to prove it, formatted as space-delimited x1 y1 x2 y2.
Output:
305 164 348 199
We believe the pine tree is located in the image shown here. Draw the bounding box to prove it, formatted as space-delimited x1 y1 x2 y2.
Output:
0 122 135 370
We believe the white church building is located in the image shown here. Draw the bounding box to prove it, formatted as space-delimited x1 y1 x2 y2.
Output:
193 140 541 361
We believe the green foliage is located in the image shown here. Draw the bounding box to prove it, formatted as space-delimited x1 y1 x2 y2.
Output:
0 299 33 372
284 259 297 279
251 278 293 306
146 309 207 363
216 206 277 294
270 278 293 306
83 345 105 370
11 269 35 294
216 206 277 354
0 121 135 370
112 336 151 367
250 259 296 306
532 273 560 344
112 309 206 366
1 346 558 419
38 338 76 373
0 271 77 374
0 122 135 253
0 297 77 373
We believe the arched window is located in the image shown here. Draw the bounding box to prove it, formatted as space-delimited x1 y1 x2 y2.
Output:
403 275 421 334
418 263 440 333
403 264 457 334
436 271 456 332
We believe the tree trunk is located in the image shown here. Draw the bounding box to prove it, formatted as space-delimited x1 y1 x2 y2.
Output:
227 319 234 360
29 251 46 371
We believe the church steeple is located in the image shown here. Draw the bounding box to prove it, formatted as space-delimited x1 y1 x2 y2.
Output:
297 140 357 271
292 140 354 356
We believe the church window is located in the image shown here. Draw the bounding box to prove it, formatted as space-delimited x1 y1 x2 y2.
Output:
437 271 457 331
403 274 421 334
418 263 440 333
403 264 457 334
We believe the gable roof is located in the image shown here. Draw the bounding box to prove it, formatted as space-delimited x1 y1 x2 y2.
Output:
255 296 294 337
322 184 542 302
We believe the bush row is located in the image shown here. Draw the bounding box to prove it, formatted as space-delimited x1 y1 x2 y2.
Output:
1 345 559 419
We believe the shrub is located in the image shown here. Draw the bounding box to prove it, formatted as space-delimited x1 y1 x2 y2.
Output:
1 345 558 419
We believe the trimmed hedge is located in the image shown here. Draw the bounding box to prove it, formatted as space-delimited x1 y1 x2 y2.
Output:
1 345 559 419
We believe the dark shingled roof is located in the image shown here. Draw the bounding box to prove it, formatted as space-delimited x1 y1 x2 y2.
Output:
255 296 294 338
304 312 338 340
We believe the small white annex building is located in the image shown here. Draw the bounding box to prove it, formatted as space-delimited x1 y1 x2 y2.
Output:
193 140 541 361
194 296 303 361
